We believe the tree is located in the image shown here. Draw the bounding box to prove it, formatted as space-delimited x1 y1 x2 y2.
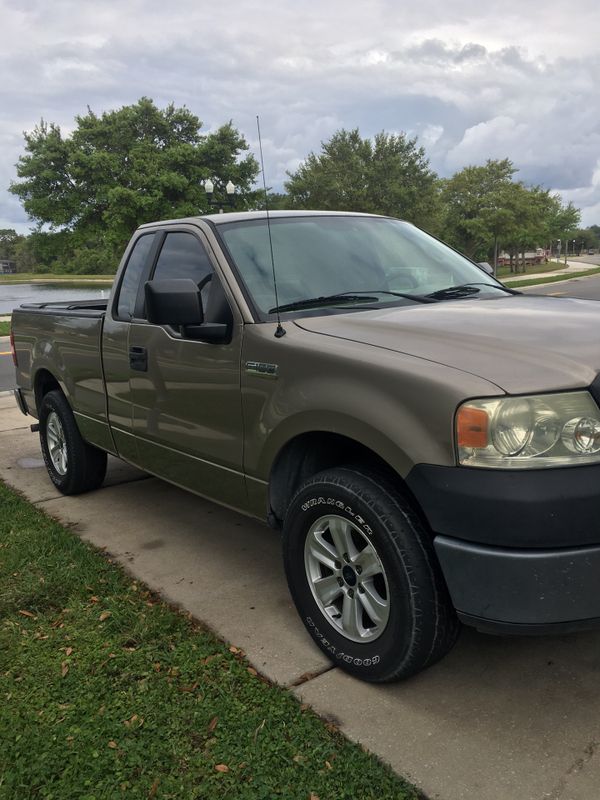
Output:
532 193 580 260
440 159 518 260
0 228 24 261
13 236 37 273
440 160 581 271
284 128 439 228
571 227 600 252
10 98 259 273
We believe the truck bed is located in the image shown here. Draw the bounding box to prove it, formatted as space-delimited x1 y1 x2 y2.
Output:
12 301 109 437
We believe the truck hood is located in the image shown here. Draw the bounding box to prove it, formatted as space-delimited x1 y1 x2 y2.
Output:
294 294 600 394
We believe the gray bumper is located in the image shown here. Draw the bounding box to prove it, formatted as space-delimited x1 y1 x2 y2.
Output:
435 534 600 634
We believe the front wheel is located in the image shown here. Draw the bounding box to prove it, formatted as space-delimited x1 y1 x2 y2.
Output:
39 390 107 495
282 466 460 682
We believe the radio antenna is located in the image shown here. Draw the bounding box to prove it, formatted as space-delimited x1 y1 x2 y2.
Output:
256 115 286 338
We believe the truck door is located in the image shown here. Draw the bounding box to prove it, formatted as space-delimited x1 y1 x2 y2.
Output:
127 227 246 510
102 231 159 461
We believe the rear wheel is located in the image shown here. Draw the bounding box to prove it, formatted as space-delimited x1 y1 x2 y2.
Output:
39 390 107 495
282 466 460 682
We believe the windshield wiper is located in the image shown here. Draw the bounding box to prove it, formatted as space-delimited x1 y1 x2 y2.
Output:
269 290 434 314
269 294 379 313
425 282 518 301
355 290 436 303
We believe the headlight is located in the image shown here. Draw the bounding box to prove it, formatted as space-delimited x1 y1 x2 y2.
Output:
457 392 600 468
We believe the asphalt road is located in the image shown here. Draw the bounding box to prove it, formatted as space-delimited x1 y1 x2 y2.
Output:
522 272 600 299
0 338 15 393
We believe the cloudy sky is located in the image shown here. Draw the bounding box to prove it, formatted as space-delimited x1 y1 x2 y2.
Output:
1 0 599 232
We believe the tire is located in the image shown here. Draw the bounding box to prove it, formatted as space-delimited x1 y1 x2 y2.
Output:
282 466 460 682
39 390 107 495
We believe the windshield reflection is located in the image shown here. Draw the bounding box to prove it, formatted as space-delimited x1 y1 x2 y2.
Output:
218 215 501 317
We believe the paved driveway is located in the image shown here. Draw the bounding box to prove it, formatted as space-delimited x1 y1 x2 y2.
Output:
2 392 600 800
0 336 14 392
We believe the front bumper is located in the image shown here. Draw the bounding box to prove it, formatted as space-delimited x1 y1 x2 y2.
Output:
406 462 600 549
435 535 600 633
406 463 600 632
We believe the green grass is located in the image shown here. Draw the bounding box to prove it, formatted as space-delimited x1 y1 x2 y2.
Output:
0 273 114 284
0 481 417 800
0 321 9 337
496 260 569 279
504 266 600 288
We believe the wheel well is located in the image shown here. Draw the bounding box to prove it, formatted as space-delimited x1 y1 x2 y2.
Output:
268 432 408 526
34 369 61 413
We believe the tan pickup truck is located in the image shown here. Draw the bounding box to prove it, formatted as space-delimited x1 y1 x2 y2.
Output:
12 211 600 682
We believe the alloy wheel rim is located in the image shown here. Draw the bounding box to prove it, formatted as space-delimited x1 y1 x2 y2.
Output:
46 411 68 476
304 514 390 643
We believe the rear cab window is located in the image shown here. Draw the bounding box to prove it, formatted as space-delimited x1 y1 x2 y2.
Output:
116 233 156 320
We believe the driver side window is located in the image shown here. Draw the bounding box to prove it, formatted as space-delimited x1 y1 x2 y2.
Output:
152 232 214 307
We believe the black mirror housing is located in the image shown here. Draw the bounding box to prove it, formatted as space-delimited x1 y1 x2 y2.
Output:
184 323 230 343
145 279 204 326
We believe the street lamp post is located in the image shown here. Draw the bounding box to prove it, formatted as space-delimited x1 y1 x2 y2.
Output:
556 239 561 263
204 179 236 213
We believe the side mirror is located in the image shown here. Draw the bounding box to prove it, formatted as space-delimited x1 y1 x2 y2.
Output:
145 277 231 344
478 262 494 275
145 279 204 326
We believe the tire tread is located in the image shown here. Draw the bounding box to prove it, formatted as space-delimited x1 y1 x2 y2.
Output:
39 390 107 495
284 464 460 682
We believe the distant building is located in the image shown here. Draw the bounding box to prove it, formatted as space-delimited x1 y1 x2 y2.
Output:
0 260 16 274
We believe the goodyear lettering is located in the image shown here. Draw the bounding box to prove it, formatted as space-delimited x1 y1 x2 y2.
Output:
306 616 380 667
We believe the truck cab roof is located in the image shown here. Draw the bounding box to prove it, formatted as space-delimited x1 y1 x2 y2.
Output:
137 209 384 229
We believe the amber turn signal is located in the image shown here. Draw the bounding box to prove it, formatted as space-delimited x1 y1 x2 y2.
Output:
457 405 489 448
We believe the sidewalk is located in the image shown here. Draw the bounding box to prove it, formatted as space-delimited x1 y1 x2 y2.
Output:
503 259 596 286
2 391 600 799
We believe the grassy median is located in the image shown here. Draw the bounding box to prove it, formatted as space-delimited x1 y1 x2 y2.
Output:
495 260 569 279
0 273 114 285
0 321 10 336
0 481 417 800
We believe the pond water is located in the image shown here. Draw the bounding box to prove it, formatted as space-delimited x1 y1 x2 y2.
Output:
0 282 113 315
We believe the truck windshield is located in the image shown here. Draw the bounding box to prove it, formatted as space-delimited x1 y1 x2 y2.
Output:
218 215 503 317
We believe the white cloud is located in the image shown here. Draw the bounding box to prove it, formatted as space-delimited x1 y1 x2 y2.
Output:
0 0 599 232
421 124 444 147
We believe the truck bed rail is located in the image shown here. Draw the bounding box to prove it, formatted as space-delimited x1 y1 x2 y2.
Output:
15 299 108 318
